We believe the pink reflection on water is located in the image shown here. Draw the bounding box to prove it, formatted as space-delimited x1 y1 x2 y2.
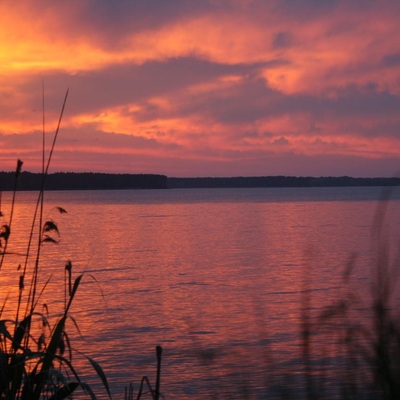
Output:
1 188 400 398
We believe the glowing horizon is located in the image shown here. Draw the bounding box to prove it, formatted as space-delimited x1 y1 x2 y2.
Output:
1 1 400 177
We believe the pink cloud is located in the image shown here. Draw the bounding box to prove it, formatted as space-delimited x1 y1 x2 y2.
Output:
1 1 400 177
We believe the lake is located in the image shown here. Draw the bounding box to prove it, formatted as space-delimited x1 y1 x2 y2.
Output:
1 186 400 399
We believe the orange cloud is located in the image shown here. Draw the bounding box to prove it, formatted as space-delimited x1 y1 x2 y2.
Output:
0 3 133 75
1 1 399 89
1 1 400 177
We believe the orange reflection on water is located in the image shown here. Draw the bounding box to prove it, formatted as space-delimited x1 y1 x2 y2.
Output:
2 188 400 398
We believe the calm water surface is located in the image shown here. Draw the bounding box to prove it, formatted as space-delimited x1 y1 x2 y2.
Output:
1 186 400 398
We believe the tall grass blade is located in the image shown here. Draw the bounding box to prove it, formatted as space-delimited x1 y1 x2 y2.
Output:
136 376 154 400
0 320 13 342
84 354 112 399
34 316 67 399
65 275 83 314
0 159 23 270
79 382 97 400
12 315 31 351
23 88 69 316
10 354 25 400
47 382 80 400
155 345 162 400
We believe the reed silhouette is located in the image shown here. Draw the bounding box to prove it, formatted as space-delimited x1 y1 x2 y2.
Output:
0 91 111 399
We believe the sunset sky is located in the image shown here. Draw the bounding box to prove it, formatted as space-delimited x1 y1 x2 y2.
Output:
1 0 400 177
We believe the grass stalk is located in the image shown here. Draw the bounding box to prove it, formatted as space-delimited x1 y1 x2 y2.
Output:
0 88 112 399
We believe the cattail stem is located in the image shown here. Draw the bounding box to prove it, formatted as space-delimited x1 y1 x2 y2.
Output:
155 345 162 400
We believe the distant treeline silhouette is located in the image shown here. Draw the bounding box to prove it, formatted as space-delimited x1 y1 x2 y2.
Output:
0 172 168 190
1 172 400 191
167 176 400 189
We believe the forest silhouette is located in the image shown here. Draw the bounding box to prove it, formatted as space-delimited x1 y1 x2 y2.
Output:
1 172 399 191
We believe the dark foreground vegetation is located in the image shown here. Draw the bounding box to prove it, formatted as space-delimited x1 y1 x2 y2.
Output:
0 90 113 399
0 92 162 399
0 160 163 399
